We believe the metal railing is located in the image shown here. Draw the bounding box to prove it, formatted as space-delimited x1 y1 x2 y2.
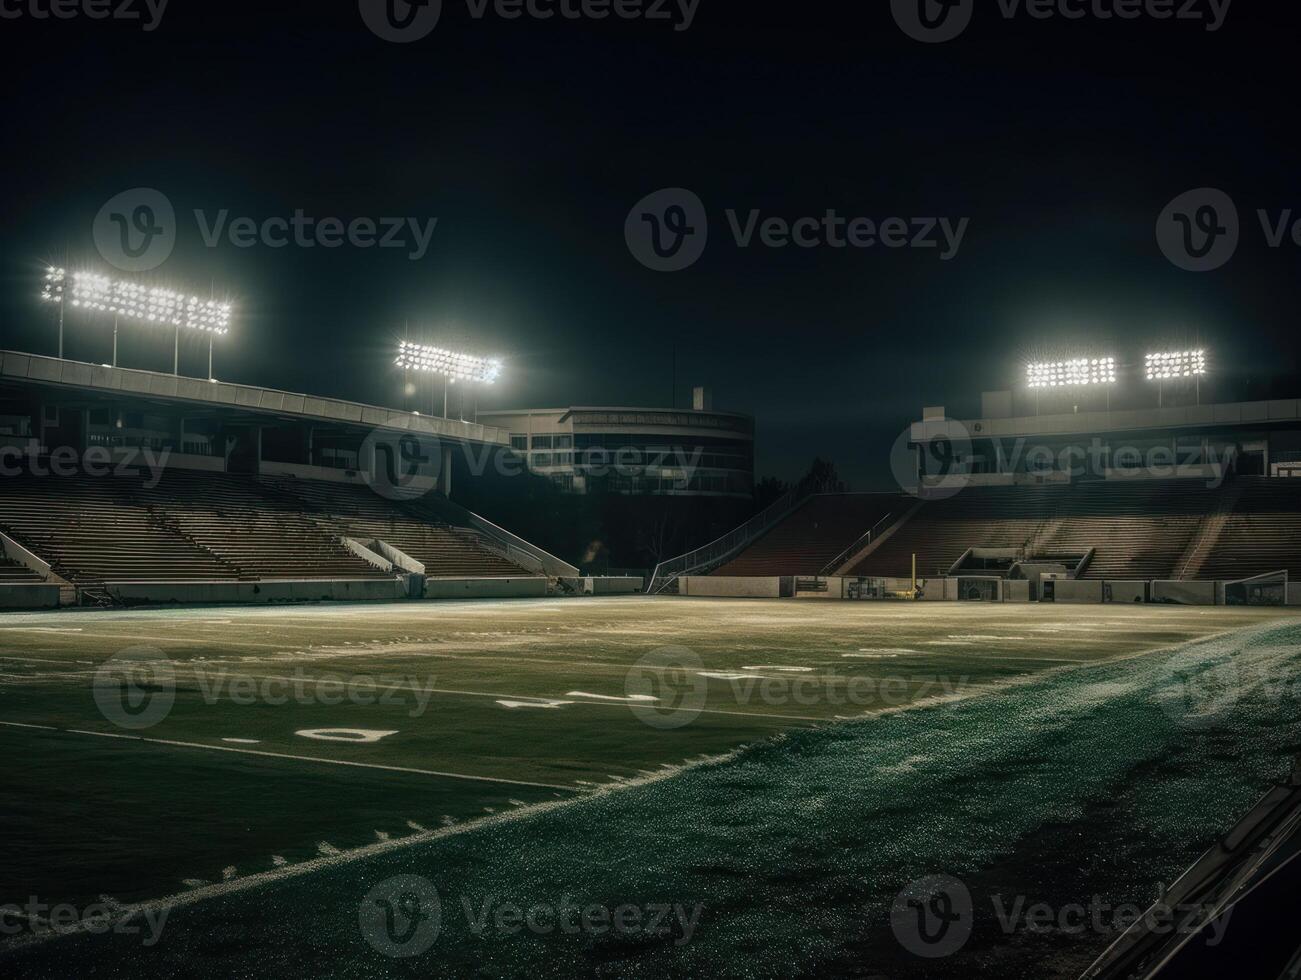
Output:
645 485 812 595
817 512 896 576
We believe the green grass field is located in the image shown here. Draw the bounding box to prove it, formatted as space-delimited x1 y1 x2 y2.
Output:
1 597 1297 978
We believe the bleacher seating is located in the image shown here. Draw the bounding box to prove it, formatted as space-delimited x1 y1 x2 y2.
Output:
848 479 1285 581
713 494 902 576
139 471 389 581
849 485 1061 579
259 477 531 578
0 471 241 584
1192 478 1301 580
1028 480 1221 580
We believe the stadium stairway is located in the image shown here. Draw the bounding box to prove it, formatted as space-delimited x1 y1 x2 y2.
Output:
0 555 45 583
712 493 902 576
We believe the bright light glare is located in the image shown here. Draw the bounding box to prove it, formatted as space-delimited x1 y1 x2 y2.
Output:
1027 357 1117 389
41 269 231 334
396 341 502 384
1146 350 1207 380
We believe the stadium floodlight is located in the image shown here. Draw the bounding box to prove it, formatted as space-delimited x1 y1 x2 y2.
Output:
1145 350 1207 380
396 341 502 384
41 269 231 334
1026 357 1117 389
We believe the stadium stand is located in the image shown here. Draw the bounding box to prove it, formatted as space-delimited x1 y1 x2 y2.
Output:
698 478 1298 585
1023 480 1222 581
712 493 901 576
137 471 393 582
846 486 1058 579
1191 477 1301 580
260 476 532 578
0 466 529 586
0 471 241 584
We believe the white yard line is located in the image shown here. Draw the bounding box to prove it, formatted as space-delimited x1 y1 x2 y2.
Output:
39 726 578 790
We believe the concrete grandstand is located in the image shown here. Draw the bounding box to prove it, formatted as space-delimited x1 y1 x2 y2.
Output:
0 351 586 608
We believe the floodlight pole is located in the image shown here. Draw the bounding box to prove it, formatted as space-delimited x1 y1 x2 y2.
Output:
208 335 214 381
57 293 65 359
112 316 118 368
443 377 449 419
174 326 180 376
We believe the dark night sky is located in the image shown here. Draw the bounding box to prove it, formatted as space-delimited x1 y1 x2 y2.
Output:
2 0 1299 488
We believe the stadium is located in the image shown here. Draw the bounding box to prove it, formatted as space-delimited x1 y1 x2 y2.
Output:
2 303 1300 979
5 5 1301 980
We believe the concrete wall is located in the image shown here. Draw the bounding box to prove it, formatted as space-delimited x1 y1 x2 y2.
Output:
260 460 368 485
1050 580 1105 604
1105 581 1149 603
423 578 548 600
1152 580 1218 605
0 584 62 609
1003 580 1031 602
679 576 791 599
588 577 643 595
1289 583 1301 607
105 579 408 606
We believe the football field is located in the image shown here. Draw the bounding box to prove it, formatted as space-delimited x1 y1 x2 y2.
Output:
1 597 1297 977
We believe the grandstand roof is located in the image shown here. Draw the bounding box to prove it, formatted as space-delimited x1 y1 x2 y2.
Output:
0 350 509 446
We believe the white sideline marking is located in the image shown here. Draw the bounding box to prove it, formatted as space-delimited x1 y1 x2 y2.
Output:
0 627 83 633
221 738 260 745
30 727 578 791
564 691 657 703
0 721 58 731
742 666 814 673
0 656 91 665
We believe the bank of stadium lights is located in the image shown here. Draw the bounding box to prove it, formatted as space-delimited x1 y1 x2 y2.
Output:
396 341 502 385
1026 357 1117 389
1146 350 1207 380
41 269 231 334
